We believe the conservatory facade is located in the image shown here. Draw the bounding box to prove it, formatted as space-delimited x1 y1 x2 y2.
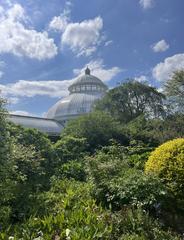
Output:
9 68 108 136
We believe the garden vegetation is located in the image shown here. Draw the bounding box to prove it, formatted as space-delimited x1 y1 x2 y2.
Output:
0 71 184 239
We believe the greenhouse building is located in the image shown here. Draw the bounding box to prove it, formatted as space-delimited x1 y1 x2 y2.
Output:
9 67 108 136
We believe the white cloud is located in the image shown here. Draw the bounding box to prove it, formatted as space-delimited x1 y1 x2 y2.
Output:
0 4 57 60
61 16 103 56
0 60 5 79
152 53 184 81
7 97 19 104
9 110 35 116
49 1 71 32
0 59 121 101
73 59 122 82
0 79 73 99
139 0 154 9
7 3 25 21
49 16 69 32
49 0 106 57
152 39 169 53
135 75 148 82
105 40 113 47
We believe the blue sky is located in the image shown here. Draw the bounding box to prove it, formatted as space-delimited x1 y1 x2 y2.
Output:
0 0 184 116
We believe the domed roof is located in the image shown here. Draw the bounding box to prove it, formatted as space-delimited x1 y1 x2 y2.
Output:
46 68 108 121
68 67 108 94
46 92 102 121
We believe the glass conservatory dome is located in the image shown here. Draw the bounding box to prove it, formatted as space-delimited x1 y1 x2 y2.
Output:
46 67 108 122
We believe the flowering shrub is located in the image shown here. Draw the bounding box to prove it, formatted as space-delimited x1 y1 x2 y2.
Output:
145 138 184 197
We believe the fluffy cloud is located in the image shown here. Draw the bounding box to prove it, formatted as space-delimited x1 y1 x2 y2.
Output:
61 17 103 56
135 75 148 82
73 59 122 82
152 53 184 81
1 59 121 101
49 0 107 57
49 16 69 32
0 4 57 60
152 39 169 53
7 3 25 21
0 79 73 99
139 0 154 9
105 40 113 47
49 1 71 32
7 97 19 104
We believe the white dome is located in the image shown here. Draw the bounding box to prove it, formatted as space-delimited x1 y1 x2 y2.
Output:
46 68 108 122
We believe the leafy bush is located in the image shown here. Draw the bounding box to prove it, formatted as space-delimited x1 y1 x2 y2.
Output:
54 135 88 163
126 114 184 147
112 208 181 240
62 111 129 152
2 180 112 239
87 144 168 212
7 123 56 182
58 160 86 181
145 138 184 197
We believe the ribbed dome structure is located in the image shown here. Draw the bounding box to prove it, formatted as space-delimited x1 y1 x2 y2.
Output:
46 67 108 122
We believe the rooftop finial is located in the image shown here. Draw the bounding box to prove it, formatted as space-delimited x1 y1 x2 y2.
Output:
85 66 90 75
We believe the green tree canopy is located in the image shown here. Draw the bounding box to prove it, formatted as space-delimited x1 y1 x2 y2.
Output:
95 80 166 123
164 70 184 113
62 111 129 151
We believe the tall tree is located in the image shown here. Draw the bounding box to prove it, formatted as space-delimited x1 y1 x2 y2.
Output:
95 80 165 123
164 70 184 113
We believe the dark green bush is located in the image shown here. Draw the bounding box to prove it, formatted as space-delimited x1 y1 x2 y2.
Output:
112 208 181 240
87 144 168 212
58 160 86 181
62 111 129 152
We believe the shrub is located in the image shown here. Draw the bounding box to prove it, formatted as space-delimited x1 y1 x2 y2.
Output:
112 208 181 240
54 135 88 163
58 160 86 181
3 180 112 239
87 144 168 211
145 138 184 197
62 111 129 152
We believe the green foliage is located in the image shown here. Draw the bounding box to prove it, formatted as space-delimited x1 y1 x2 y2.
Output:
145 138 184 198
7 123 56 181
0 92 184 238
53 135 88 179
54 135 88 163
126 114 184 146
107 169 167 211
87 144 167 212
95 80 165 123
164 70 184 113
112 208 181 240
58 160 86 181
3 142 45 223
62 111 129 151
3 180 112 239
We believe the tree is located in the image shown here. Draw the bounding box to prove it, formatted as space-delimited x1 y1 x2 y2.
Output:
125 114 184 147
95 80 166 123
7 123 55 182
62 111 129 151
164 70 184 113
53 135 88 179
0 98 14 226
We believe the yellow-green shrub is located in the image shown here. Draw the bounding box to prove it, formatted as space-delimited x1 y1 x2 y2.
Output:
145 138 184 197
